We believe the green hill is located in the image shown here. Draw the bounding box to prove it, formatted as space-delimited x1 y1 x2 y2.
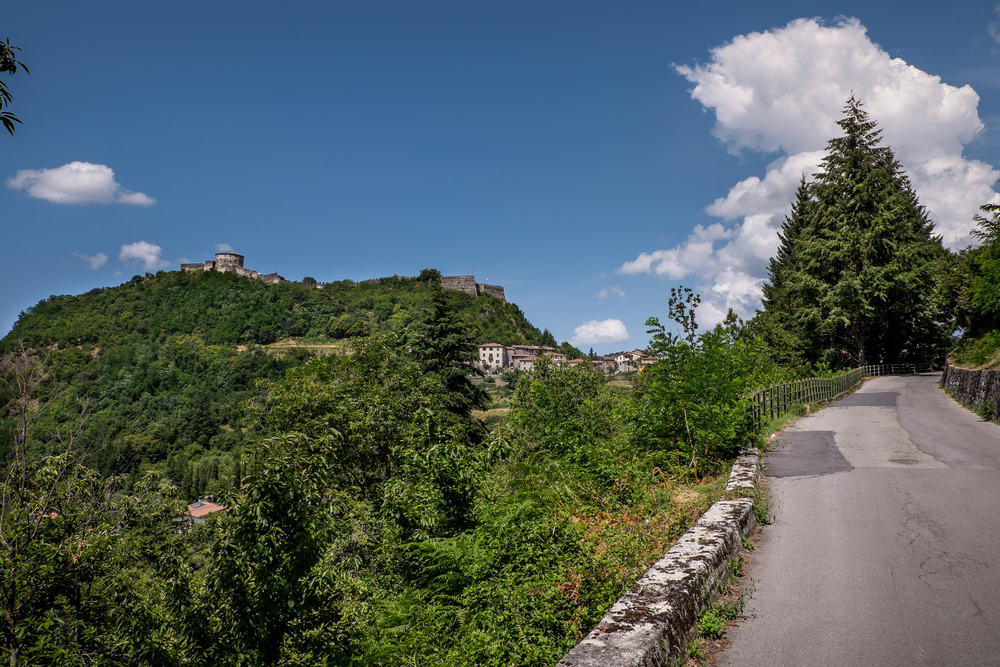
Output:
5 269 544 349
0 269 546 496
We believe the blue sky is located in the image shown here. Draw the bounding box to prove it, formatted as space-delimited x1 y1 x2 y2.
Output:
4 1 1000 353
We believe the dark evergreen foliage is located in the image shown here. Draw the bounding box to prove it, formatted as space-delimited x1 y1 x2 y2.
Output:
759 96 950 367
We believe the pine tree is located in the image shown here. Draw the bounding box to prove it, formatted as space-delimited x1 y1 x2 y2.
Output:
759 176 818 364
760 96 949 366
409 293 488 418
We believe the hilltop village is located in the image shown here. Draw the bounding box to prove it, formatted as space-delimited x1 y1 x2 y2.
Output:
478 343 656 374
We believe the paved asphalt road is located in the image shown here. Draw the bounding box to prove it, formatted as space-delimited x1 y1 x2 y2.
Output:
716 373 1000 666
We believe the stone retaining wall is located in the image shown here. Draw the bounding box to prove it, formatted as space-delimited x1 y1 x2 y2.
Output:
941 363 1000 421
557 450 760 667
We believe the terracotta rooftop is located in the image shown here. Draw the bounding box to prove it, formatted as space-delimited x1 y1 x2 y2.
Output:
187 500 226 518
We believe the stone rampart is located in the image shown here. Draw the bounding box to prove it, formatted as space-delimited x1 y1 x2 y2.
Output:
941 363 1000 420
440 275 478 297
478 283 506 300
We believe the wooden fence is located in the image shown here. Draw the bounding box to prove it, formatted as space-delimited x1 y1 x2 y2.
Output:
750 363 936 426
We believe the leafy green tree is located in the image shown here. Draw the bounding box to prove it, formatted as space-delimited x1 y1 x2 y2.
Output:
965 203 1000 333
948 203 1000 364
418 268 442 287
0 39 28 136
634 288 773 475
557 341 585 360
760 96 949 366
208 335 489 663
506 355 612 462
0 343 177 666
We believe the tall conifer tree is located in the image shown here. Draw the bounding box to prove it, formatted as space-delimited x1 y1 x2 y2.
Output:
760 96 948 366
760 176 817 364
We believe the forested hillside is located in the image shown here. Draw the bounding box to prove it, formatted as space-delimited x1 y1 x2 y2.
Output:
1 276 788 666
5 268 544 349
0 269 548 499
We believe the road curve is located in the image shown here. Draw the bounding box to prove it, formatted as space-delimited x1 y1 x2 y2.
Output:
716 373 1000 667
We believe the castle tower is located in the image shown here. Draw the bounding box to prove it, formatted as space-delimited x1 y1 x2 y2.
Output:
213 251 244 274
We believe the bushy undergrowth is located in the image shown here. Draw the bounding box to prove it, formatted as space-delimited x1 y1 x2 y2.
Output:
951 330 1000 368
357 356 730 665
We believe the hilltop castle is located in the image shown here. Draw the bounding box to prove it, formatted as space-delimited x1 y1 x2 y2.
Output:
181 252 285 284
180 253 505 301
439 275 506 301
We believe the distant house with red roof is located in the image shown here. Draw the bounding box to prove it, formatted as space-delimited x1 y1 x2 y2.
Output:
185 498 227 524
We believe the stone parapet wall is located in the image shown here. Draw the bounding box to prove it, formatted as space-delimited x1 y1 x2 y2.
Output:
558 450 760 667
941 363 1000 421
440 275 478 297
477 283 506 300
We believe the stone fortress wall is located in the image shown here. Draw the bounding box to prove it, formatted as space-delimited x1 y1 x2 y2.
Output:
181 254 504 301
440 275 478 297
440 275 506 301
181 252 285 285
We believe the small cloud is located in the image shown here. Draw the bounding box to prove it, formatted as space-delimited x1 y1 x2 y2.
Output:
72 251 108 270
6 161 155 206
570 319 630 346
990 5 1000 46
117 191 156 206
119 241 170 271
595 286 626 299
618 223 735 279
214 243 235 253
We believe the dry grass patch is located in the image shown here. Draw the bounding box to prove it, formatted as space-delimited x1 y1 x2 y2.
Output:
472 407 509 420
568 472 728 583
264 338 351 357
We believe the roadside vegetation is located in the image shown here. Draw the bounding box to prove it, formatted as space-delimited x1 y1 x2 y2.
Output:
948 203 1000 368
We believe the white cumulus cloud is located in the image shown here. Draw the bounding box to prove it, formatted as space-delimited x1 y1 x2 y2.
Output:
72 251 109 270
571 319 630 346
214 243 236 253
119 241 170 271
620 17 999 325
7 161 155 206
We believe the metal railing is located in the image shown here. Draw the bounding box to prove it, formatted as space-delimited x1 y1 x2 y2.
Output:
861 362 935 376
750 368 863 425
750 362 937 426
